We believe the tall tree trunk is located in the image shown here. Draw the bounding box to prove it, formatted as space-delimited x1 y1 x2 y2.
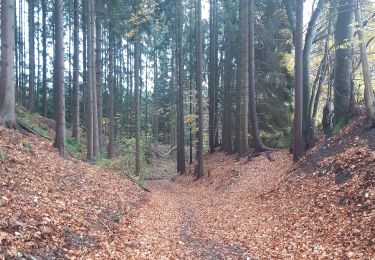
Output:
196 0 204 179
248 0 266 152
96 0 103 152
208 0 217 153
302 0 324 142
177 0 186 174
0 0 17 127
355 1 375 125
28 0 35 112
189 3 194 164
334 0 355 127
238 0 249 156
86 0 94 160
41 0 47 116
107 15 115 159
222 0 233 153
293 0 303 162
134 38 141 176
53 0 66 156
72 0 80 142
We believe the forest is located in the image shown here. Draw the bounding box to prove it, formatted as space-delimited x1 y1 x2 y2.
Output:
0 0 374 258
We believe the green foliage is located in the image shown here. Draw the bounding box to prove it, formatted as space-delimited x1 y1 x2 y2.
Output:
66 137 85 156
116 136 149 183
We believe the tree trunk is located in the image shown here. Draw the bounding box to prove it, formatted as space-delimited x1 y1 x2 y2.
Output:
293 0 303 162
53 0 66 156
134 38 141 176
208 0 218 153
222 0 233 153
0 0 17 128
177 0 186 174
86 0 94 160
72 0 80 142
302 0 324 141
107 16 115 159
196 0 204 179
355 1 375 125
248 0 266 152
238 0 249 156
96 0 103 152
334 0 355 127
28 0 35 112
41 0 47 116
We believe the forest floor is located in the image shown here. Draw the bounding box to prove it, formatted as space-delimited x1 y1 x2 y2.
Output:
0 112 374 259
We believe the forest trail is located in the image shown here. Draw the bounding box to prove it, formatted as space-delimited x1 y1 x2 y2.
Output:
132 180 251 259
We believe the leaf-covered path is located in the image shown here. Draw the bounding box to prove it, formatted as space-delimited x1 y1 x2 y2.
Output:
131 180 251 259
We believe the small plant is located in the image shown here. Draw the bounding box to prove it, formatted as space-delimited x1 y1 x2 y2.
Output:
66 137 85 156
116 136 149 183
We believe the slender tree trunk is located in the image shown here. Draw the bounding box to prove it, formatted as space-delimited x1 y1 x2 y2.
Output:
222 0 233 153
302 0 324 141
196 0 204 179
293 0 303 162
334 0 355 127
53 0 66 155
189 4 194 164
72 0 80 142
0 0 17 128
134 38 141 176
86 0 94 160
248 0 266 152
355 1 375 125
208 0 217 153
177 0 186 174
107 15 115 159
96 0 103 152
28 0 35 112
41 0 47 116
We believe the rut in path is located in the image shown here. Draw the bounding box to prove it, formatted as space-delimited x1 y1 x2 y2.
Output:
131 180 253 259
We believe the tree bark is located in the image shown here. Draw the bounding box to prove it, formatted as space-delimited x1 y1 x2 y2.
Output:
0 0 17 128
177 0 186 174
28 0 35 112
293 0 303 162
196 0 204 179
134 38 141 176
302 0 324 143
355 1 375 125
334 0 355 127
222 0 233 153
53 0 66 156
248 0 266 152
107 17 115 159
96 0 103 152
238 0 249 156
72 0 80 142
86 0 94 160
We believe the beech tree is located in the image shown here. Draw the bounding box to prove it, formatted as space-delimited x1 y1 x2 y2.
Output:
355 1 375 125
293 0 303 161
334 0 355 127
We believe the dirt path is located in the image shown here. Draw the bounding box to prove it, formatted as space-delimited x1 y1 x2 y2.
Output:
131 180 252 259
